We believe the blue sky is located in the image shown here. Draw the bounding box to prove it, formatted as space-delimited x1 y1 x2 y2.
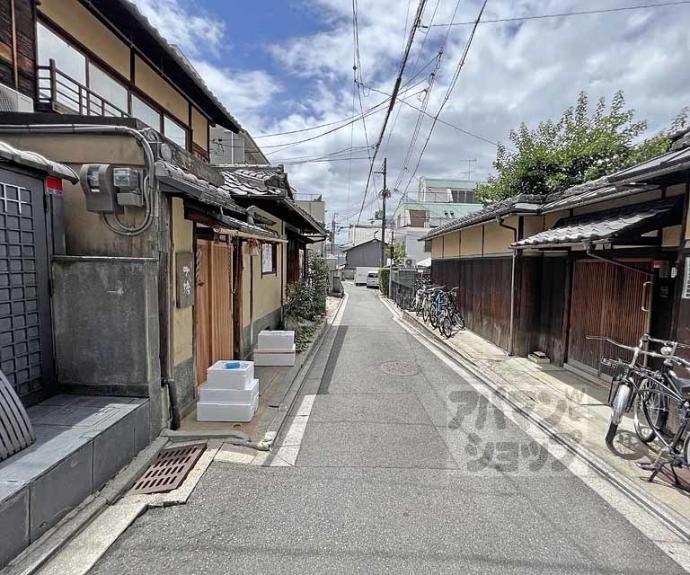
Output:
134 0 690 228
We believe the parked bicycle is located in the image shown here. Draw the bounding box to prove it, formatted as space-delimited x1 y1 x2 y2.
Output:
632 343 690 484
588 334 687 447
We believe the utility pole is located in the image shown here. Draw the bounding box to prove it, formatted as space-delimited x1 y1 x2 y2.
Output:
330 212 336 256
378 158 390 268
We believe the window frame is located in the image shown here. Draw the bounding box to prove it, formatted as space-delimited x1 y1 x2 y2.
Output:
36 17 193 151
261 242 277 275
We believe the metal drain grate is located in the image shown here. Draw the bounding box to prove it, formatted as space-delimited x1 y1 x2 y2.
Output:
131 443 206 494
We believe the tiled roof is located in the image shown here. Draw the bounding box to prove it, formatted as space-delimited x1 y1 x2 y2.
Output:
216 164 290 197
420 194 543 240
155 161 245 215
541 178 658 212
0 140 78 182
608 146 690 184
513 198 679 249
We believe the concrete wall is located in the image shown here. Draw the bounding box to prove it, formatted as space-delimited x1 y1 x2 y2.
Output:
0 133 152 258
52 257 163 436
171 198 195 411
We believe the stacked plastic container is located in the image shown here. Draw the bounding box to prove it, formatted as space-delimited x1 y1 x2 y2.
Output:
253 330 296 366
196 360 259 422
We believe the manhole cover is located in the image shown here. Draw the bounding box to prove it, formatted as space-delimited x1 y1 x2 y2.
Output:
131 443 206 495
379 361 418 376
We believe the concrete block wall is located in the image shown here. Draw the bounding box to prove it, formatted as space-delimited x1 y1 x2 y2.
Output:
51 256 163 438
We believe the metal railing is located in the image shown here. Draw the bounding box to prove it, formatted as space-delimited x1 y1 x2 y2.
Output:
36 60 130 119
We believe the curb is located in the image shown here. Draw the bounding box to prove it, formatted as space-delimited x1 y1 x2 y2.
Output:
2 437 168 575
388 299 690 541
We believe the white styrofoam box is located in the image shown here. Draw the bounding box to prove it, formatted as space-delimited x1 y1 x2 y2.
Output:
253 350 296 367
196 396 258 422
199 378 259 403
254 343 296 353
257 330 295 352
206 360 254 389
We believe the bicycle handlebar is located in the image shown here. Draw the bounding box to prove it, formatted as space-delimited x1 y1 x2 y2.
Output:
587 335 690 368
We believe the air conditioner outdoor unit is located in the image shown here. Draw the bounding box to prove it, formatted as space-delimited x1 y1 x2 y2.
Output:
404 258 414 268
0 83 34 113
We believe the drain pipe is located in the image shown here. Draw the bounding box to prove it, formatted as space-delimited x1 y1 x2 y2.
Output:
497 216 518 355
0 123 181 429
583 241 654 277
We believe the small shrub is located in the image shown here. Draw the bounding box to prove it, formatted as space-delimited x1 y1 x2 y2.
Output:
379 267 390 297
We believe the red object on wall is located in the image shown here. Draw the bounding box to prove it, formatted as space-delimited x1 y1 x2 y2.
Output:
45 176 63 196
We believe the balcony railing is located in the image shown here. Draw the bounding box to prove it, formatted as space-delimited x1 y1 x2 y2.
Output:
37 60 129 119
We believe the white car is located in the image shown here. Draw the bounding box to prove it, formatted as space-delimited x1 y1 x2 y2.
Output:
366 271 379 288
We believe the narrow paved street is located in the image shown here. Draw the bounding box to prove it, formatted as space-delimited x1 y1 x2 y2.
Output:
90 285 685 574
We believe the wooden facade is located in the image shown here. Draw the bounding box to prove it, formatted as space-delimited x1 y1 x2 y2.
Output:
194 238 233 386
427 180 690 372
432 257 512 350
0 0 36 100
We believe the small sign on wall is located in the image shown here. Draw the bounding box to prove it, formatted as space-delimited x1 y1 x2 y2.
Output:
176 252 194 308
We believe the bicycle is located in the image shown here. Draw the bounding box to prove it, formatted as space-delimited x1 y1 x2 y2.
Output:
588 334 674 446
439 287 466 338
633 346 690 484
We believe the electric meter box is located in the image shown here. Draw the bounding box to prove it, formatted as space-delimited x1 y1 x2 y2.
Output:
80 164 122 213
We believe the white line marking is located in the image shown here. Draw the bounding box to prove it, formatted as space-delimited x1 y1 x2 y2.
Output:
269 292 351 467
384 299 690 571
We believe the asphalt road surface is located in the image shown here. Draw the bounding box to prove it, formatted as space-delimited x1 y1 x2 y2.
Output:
90 285 686 574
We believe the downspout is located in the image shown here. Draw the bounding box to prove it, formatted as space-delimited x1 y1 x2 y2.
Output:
583 241 653 277
0 123 181 428
497 216 518 355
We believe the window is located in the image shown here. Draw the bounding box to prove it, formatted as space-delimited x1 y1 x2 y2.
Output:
409 209 427 227
261 243 277 274
37 22 86 111
424 240 432 253
164 115 187 148
37 23 86 84
451 189 477 203
88 63 128 115
131 95 161 131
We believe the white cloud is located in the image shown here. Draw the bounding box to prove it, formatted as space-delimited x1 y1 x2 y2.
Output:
131 0 225 58
133 0 690 233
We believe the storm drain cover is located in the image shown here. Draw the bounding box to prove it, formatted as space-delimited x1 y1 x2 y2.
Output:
131 443 206 495
379 361 418 376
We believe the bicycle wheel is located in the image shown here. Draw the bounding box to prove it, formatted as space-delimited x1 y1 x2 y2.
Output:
606 379 631 446
633 378 668 444
441 316 453 338
430 308 439 328
421 304 429 322
452 311 465 330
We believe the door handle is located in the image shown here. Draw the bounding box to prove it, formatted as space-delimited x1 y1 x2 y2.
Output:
641 280 652 312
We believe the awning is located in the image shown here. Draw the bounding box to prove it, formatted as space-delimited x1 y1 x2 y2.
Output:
184 203 283 242
0 140 78 183
512 198 681 249
156 160 245 216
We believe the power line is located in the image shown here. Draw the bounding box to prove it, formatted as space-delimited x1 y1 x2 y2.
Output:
391 0 463 196
364 83 503 148
425 0 690 27
397 0 489 211
260 83 429 155
352 0 372 165
356 0 429 224
281 156 372 165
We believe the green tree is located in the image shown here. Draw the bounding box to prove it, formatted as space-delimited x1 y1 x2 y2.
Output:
478 91 688 203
